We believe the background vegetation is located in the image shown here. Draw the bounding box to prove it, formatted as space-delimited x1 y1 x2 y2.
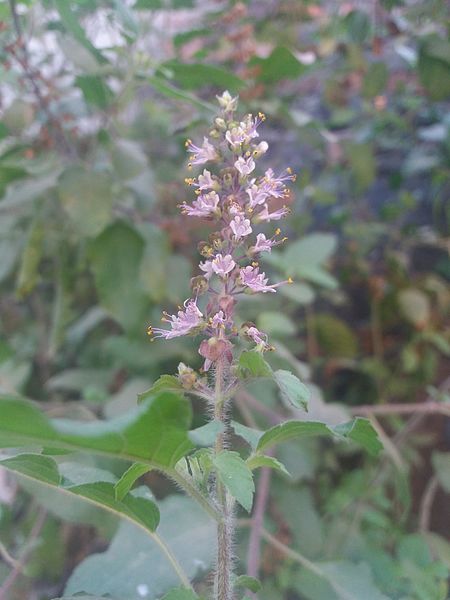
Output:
0 0 449 598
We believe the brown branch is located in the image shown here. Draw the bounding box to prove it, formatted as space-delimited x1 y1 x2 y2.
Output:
418 475 439 534
246 457 273 595
7 0 76 158
352 402 450 418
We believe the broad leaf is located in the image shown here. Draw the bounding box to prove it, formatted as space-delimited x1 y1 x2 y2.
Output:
238 350 272 378
231 421 263 451
257 418 382 456
114 463 151 500
213 451 255 512
0 392 193 470
90 222 149 331
0 454 159 535
246 455 290 477
138 375 184 402
274 369 310 411
58 166 113 236
64 495 215 599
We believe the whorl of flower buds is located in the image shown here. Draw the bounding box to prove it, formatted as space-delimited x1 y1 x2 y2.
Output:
147 92 295 370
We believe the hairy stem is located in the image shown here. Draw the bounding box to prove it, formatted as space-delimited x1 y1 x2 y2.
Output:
214 356 234 600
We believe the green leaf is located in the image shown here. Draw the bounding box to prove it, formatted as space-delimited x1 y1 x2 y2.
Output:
231 422 263 452
235 574 262 592
64 495 215 599
362 62 388 98
285 233 337 267
90 221 149 331
274 369 310 411
257 421 330 453
345 142 376 193
56 0 107 64
257 418 382 456
418 36 450 101
160 61 244 92
114 463 151 500
0 454 159 535
344 10 372 44
138 376 184 403
246 455 290 477
76 75 114 109
58 166 113 237
333 418 384 457
213 451 255 512
257 312 296 337
294 560 389 600
238 350 273 378
250 46 308 84
0 172 58 211
0 392 193 470
189 421 224 447
280 282 315 305
161 588 200 599
398 289 431 329
147 76 215 112
112 139 148 180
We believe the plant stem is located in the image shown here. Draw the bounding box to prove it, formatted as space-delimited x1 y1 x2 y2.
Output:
214 356 234 600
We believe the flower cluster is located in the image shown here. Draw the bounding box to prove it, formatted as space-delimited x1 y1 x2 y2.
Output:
147 92 295 369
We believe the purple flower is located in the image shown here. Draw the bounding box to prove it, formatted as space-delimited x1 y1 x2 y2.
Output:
226 126 247 149
150 300 203 339
262 168 295 198
198 169 216 190
257 204 290 222
186 137 218 165
212 254 236 277
199 260 214 280
235 156 255 176
251 233 273 253
211 310 226 329
245 183 269 208
181 191 220 217
239 265 278 293
246 326 271 351
230 215 252 240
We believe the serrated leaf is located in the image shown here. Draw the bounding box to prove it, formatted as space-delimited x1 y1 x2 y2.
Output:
213 451 255 512
0 454 159 534
246 455 290 477
274 369 310 411
0 392 193 470
333 418 384 457
238 350 272 378
257 418 382 456
114 463 151 500
235 574 262 592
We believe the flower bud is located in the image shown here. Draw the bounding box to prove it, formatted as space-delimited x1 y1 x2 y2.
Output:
191 275 209 295
198 241 214 257
177 362 197 389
